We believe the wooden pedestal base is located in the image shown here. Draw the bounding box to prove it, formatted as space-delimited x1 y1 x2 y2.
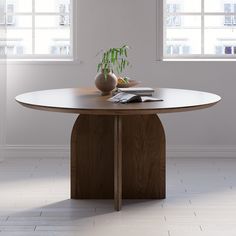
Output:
71 115 166 211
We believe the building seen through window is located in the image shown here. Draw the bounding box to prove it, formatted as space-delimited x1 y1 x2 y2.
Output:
0 0 72 59
164 0 236 58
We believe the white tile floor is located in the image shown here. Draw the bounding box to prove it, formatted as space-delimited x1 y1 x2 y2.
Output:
0 157 236 235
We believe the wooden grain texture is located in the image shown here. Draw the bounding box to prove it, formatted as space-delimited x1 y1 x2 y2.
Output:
15 88 221 115
71 115 114 199
122 115 166 199
114 116 122 211
71 114 166 207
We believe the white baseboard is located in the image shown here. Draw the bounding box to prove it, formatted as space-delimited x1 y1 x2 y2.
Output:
4 145 70 158
3 145 236 159
167 145 236 158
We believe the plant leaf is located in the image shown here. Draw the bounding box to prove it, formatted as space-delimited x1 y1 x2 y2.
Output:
97 63 102 72
112 49 115 64
98 45 130 77
124 49 127 57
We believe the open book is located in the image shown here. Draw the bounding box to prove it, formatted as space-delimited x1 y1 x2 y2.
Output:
108 92 163 104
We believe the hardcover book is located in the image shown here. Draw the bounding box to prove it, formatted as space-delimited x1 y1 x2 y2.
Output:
117 87 155 96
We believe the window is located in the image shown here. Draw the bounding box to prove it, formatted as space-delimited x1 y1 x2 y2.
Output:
0 0 74 60
163 0 236 59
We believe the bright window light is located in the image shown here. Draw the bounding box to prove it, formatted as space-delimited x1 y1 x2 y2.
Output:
163 0 236 59
0 0 73 60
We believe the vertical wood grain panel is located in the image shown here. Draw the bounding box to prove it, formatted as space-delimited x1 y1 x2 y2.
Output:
71 114 166 209
71 115 114 199
122 115 166 199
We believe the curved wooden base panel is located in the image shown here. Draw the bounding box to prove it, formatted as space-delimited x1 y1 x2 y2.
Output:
122 115 166 199
71 115 166 210
71 115 114 199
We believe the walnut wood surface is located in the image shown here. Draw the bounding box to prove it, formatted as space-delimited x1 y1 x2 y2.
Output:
15 88 221 115
71 115 114 199
122 115 165 199
71 114 166 210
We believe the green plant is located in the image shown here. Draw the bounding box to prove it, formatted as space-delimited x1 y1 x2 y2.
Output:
97 45 130 79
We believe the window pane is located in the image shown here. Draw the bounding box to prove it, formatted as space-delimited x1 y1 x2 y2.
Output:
6 15 32 27
205 15 236 27
6 29 32 55
166 29 201 55
205 0 236 13
35 0 71 13
35 15 70 28
205 16 236 55
165 16 201 56
35 29 70 55
165 0 201 13
166 15 201 28
0 0 5 17
6 0 32 13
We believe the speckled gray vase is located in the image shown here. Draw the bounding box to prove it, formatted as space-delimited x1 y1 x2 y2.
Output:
95 72 118 96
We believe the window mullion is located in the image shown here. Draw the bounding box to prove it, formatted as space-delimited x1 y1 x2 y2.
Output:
32 0 35 55
70 0 74 58
201 0 205 55
159 0 164 60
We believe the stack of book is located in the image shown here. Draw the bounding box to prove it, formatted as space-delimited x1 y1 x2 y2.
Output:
117 87 155 96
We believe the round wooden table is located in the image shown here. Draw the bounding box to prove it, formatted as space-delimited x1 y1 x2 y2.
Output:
15 88 221 211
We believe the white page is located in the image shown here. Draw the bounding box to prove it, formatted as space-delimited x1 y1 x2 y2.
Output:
141 96 163 102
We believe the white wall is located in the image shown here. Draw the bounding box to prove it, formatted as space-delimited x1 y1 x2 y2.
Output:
0 10 7 161
6 0 236 157
0 63 6 161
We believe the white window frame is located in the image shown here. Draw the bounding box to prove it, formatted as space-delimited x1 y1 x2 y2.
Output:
1 0 77 62
158 0 236 60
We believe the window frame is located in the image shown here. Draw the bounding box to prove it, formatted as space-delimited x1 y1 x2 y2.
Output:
1 0 77 62
159 0 236 60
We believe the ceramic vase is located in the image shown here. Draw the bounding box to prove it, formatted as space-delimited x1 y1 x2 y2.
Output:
95 71 118 96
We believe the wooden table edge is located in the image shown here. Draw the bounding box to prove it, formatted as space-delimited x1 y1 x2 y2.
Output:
15 99 221 115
